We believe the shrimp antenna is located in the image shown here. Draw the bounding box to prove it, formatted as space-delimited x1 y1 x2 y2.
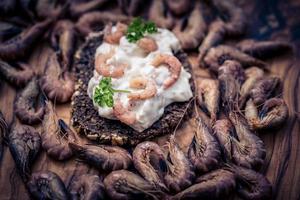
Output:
172 96 196 137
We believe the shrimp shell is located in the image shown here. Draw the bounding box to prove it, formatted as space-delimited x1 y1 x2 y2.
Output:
0 60 34 88
15 77 45 125
118 0 144 16
104 170 161 200
151 54 182 89
42 101 75 160
69 174 105 200
172 2 207 50
27 171 69 200
197 0 246 63
149 0 175 29
229 112 266 170
203 45 266 73
69 0 110 18
245 98 288 130
164 135 195 193
188 118 221 174
239 67 264 108
51 20 77 71
250 76 281 106
69 142 132 171
8 122 41 181
132 141 168 192
197 78 220 122
171 169 236 200
226 164 272 200
0 19 53 60
236 39 292 59
40 53 75 103
218 60 245 110
213 119 234 161
76 11 130 36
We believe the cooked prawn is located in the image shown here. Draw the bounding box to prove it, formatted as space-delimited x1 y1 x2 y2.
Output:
104 22 128 44
239 67 264 108
133 141 168 192
245 98 288 130
151 54 182 89
197 78 219 122
95 48 127 78
128 77 157 100
113 100 136 125
137 37 158 53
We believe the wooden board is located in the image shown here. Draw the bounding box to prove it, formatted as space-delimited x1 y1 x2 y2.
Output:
0 0 300 199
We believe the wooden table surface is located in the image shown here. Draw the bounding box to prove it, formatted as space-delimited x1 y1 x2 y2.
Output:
0 0 300 199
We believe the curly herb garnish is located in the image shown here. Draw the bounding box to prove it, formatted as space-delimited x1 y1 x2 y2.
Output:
126 17 158 43
94 77 130 108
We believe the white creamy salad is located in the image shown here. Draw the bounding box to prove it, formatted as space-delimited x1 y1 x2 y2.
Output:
88 27 193 132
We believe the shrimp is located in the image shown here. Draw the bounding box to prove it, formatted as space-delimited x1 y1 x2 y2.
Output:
0 0 16 16
36 0 67 19
164 135 195 193
226 164 272 200
75 11 130 36
8 121 41 182
0 19 53 60
203 45 266 73
197 78 220 122
69 142 132 171
236 39 292 59
166 0 191 16
188 118 221 174
149 0 175 29
0 111 8 161
104 22 128 44
42 101 76 160
69 0 110 18
50 20 77 71
137 37 158 53
27 171 69 200
69 174 105 200
118 0 143 16
0 60 34 88
250 77 281 106
172 3 207 50
229 112 266 170
128 78 157 100
197 0 246 63
151 54 182 89
104 170 162 200
218 60 245 110
40 53 75 103
171 169 236 200
113 100 136 125
15 77 45 125
239 67 264 108
95 48 127 78
213 119 234 161
132 141 168 192
245 98 288 130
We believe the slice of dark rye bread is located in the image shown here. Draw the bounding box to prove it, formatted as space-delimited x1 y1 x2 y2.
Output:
71 33 195 146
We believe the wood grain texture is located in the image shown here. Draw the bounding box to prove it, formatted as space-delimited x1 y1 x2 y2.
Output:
0 0 299 199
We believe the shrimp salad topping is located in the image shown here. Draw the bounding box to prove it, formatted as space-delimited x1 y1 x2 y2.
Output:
88 22 192 132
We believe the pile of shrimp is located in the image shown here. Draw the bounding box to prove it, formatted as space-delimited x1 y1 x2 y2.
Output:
0 0 292 199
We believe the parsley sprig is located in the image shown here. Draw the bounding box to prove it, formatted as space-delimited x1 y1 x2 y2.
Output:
94 77 130 108
126 17 158 43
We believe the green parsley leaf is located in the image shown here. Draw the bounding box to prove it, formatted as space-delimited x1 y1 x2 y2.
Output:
94 77 130 108
126 17 158 43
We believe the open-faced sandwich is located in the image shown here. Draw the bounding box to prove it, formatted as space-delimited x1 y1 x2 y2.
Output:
72 18 195 145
